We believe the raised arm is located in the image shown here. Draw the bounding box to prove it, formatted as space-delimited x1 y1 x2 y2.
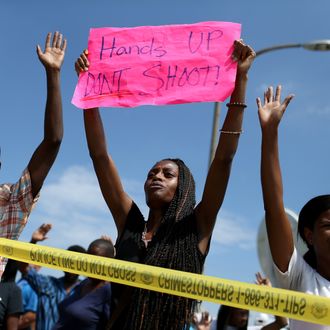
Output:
195 40 255 253
19 223 52 275
192 311 212 330
6 315 20 330
255 272 288 329
18 312 36 330
30 223 52 244
257 86 294 271
75 51 132 236
27 32 65 198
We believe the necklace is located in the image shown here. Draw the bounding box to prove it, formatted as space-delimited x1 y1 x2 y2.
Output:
141 223 152 248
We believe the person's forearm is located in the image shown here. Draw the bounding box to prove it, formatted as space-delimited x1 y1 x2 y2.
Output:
22 236 38 272
6 315 20 330
260 127 294 270
18 312 36 329
201 74 247 223
229 72 248 103
44 69 63 145
84 109 109 159
214 74 247 163
261 129 285 215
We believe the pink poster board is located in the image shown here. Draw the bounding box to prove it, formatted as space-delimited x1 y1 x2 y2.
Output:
72 21 241 108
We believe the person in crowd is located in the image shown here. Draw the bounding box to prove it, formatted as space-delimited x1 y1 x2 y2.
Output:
216 308 288 330
0 31 65 278
248 272 288 330
216 306 249 330
191 273 287 330
0 259 23 330
75 39 255 330
18 224 85 330
2 258 38 330
258 85 330 330
17 265 39 330
53 238 114 330
215 304 286 329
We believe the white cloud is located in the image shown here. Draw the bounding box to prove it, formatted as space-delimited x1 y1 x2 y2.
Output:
21 166 254 259
38 166 107 216
21 165 148 252
212 211 256 250
306 104 330 116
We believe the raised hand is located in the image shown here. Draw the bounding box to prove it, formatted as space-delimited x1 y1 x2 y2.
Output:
31 223 52 243
255 272 272 287
257 85 294 130
232 39 256 77
100 234 114 244
75 49 89 76
192 311 212 330
37 31 67 71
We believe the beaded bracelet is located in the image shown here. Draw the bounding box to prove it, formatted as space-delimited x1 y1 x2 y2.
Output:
220 129 243 135
226 102 247 108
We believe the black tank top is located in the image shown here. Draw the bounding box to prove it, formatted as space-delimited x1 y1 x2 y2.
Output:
110 202 208 329
110 203 146 329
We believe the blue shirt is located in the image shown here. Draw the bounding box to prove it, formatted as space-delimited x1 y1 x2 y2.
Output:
53 279 111 330
17 278 38 313
24 268 78 330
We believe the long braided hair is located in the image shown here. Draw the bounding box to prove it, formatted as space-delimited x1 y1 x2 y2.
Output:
126 158 204 330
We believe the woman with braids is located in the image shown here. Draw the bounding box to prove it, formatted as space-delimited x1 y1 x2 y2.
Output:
75 39 255 329
257 85 330 330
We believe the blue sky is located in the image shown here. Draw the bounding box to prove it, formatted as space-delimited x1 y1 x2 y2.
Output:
1 0 330 319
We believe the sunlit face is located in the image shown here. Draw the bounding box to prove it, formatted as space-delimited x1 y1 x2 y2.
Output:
305 209 330 271
228 308 249 327
144 160 179 209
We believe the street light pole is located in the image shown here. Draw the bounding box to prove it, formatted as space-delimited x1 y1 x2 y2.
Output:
255 43 302 56
208 39 330 168
209 101 221 166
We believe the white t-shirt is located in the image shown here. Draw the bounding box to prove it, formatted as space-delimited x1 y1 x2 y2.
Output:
273 248 330 330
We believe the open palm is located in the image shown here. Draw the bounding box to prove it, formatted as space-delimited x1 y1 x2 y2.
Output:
255 272 272 287
31 223 52 242
37 31 67 70
257 85 294 130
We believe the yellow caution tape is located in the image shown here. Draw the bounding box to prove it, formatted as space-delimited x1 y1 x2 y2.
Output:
0 238 329 326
